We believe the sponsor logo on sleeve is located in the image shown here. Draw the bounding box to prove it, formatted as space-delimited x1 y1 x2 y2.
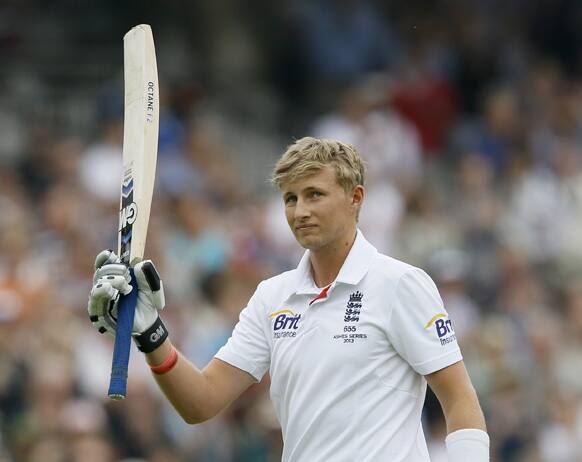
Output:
425 313 457 346
269 309 301 338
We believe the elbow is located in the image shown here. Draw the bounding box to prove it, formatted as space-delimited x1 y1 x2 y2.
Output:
182 414 203 425
178 407 217 425
180 411 205 425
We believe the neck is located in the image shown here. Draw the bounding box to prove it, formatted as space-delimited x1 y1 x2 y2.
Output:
310 229 357 288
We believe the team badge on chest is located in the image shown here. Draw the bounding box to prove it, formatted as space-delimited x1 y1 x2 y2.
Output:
344 291 363 322
332 291 368 344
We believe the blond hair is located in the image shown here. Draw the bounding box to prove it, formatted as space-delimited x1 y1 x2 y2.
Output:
271 137 365 192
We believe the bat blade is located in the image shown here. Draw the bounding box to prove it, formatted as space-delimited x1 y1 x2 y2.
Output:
119 24 159 267
108 24 159 400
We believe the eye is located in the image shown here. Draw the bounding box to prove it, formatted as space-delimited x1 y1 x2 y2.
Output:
309 190 323 198
284 195 297 205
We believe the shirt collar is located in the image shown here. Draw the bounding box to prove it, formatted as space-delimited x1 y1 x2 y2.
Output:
294 229 378 295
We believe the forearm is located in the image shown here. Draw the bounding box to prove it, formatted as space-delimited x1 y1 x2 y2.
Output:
427 362 487 433
145 339 219 424
426 362 489 461
442 388 489 462
443 387 487 433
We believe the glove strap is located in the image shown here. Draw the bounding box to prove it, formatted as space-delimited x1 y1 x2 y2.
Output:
134 316 169 353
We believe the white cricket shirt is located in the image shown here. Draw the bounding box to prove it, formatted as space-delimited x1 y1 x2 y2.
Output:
215 231 462 462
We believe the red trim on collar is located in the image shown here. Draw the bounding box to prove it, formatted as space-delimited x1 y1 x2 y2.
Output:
309 284 332 306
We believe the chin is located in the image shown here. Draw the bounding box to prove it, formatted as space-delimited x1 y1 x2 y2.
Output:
296 235 324 251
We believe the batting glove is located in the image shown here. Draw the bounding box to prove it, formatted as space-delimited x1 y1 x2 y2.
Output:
88 250 168 353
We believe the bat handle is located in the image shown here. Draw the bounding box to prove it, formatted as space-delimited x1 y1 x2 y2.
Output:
108 267 138 400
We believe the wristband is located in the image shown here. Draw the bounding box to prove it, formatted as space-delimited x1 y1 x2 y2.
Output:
445 428 490 462
150 346 179 375
134 316 168 353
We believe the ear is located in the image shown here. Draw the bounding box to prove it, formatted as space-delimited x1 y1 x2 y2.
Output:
351 185 365 208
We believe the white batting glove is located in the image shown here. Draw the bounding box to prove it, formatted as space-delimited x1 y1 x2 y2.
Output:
88 250 168 352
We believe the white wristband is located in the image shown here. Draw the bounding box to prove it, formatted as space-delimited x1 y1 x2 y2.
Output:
445 428 489 462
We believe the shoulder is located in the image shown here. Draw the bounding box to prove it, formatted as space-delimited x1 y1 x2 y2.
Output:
254 267 301 305
365 253 439 300
368 252 426 285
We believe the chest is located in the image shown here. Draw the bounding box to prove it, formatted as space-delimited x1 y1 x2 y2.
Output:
267 285 393 386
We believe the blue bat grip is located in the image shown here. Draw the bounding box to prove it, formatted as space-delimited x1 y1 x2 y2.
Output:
108 268 138 400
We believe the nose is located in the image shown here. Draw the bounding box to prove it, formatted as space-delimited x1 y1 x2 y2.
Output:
294 197 310 221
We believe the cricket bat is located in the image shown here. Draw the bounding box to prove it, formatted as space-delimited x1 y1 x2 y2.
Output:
108 24 159 400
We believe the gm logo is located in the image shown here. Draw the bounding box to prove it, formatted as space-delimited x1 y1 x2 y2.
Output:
425 313 455 341
269 310 301 338
119 203 138 230
150 324 166 343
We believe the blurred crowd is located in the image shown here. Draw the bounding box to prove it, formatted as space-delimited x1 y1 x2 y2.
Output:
1 0 582 461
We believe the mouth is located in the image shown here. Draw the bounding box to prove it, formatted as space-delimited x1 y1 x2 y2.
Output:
296 224 317 231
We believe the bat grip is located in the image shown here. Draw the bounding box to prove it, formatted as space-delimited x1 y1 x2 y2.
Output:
108 267 138 400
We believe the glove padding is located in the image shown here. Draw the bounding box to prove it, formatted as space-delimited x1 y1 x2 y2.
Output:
88 250 165 338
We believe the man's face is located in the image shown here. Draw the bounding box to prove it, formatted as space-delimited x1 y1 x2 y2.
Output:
282 166 363 251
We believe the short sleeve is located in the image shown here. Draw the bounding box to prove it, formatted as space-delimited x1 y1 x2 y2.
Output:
214 283 271 381
386 268 462 375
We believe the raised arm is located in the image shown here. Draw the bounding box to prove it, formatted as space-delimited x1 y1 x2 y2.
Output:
88 250 255 423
